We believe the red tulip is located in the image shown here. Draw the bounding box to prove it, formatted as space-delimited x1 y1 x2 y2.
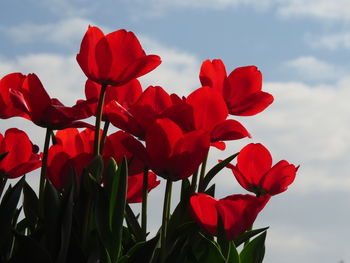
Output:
85 78 142 120
162 87 251 150
7 73 94 130
145 118 210 181
127 172 160 203
189 193 270 240
103 131 147 176
107 86 174 139
0 73 27 119
0 128 41 178
227 143 298 196
217 194 270 240
200 59 274 116
47 128 95 189
77 26 161 87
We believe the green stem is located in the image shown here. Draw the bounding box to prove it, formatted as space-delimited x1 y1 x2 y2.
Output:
0 174 7 199
141 167 148 240
93 84 107 156
189 169 199 194
100 120 110 154
39 128 52 199
160 179 173 263
198 151 209 193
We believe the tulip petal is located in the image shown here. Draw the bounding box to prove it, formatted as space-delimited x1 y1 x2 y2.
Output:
199 59 227 94
211 119 251 142
189 193 218 235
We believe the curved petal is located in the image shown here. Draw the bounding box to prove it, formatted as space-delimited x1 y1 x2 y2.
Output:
229 91 274 116
199 59 227 94
236 143 272 186
260 160 297 195
186 86 228 132
189 193 218 236
217 194 270 240
76 26 105 82
211 119 251 142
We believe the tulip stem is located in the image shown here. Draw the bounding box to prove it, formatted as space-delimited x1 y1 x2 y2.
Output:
100 120 110 153
0 174 7 199
189 169 199 194
141 167 148 240
160 179 173 263
198 151 209 193
94 84 107 156
39 128 51 199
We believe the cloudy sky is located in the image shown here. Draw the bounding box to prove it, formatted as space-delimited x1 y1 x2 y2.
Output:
1 1 350 262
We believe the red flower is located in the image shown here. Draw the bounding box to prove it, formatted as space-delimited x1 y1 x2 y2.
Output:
47 128 95 189
200 59 274 116
0 128 41 178
0 73 27 119
85 78 142 120
107 86 174 139
127 172 160 203
8 73 94 130
103 131 148 176
189 193 270 240
162 86 251 150
77 26 161 86
144 118 210 181
227 143 298 196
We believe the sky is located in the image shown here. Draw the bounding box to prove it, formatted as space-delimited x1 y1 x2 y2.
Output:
1 0 350 262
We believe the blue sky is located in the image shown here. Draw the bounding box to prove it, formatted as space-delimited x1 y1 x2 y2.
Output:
1 1 350 262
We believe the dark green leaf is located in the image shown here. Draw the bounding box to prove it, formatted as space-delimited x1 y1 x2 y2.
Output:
9 234 53 263
124 235 159 263
234 227 269 247
239 231 267 263
111 157 128 261
23 182 39 231
191 233 225 263
226 242 240 263
124 204 143 242
56 187 74 263
199 152 239 192
0 176 25 248
86 154 104 184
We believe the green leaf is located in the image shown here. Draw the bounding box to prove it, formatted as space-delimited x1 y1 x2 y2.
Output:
123 235 159 263
192 233 225 263
0 176 25 249
226 242 240 263
107 158 119 230
111 157 128 261
56 187 74 263
43 180 61 257
180 178 191 201
200 152 239 192
234 227 269 247
86 154 104 184
124 204 143 242
23 182 39 231
239 231 267 263
9 234 53 263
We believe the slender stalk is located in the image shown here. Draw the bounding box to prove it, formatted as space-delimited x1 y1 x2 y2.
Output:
100 120 110 154
160 179 173 263
198 151 209 193
141 167 149 240
93 84 107 156
39 128 52 199
0 174 7 199
189 169 199 194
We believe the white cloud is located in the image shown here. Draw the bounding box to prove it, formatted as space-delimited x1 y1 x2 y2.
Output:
36 0 93 17
285 56 344 81
307 32 350 50
128 0 350 21
2 17 92 48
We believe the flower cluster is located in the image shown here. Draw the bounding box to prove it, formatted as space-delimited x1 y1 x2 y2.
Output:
0 25 298 263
